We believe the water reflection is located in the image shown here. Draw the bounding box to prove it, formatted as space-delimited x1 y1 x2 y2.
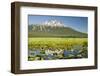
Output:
28 45 88 61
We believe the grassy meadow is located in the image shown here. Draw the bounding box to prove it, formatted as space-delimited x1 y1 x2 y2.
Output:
28 38 88 61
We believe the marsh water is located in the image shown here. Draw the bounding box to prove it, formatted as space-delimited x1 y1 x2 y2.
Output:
28 45 88 61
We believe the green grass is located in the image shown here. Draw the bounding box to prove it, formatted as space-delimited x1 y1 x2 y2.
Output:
28 38 88 60
28 38 87 50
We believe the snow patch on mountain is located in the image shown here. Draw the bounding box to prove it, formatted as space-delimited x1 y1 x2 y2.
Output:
43 19 64 27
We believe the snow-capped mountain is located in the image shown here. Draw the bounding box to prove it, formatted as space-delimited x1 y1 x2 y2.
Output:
43 19 64 27
28 19 87 38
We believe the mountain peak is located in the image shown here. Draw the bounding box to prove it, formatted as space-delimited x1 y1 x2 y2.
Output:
43 19 64 27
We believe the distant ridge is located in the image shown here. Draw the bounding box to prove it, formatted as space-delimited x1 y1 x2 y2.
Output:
28 19 87 38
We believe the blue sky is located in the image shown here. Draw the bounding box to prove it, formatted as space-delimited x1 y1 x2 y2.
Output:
28 15 88 33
